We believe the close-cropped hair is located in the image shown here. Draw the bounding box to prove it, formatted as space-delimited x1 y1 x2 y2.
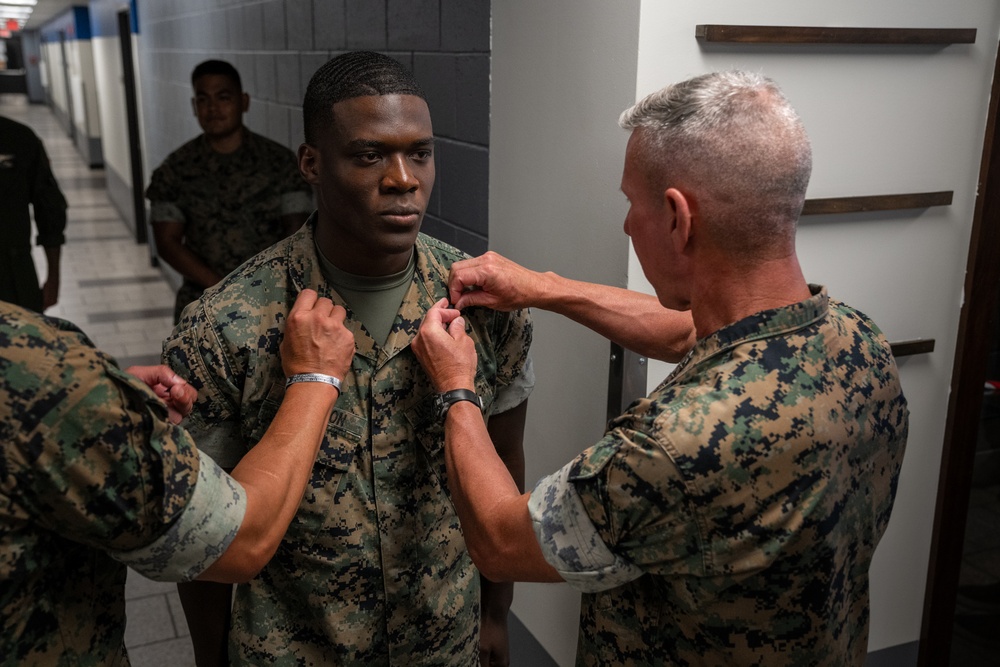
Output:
302 51 425 145
191 59 242 91
620 70 812 259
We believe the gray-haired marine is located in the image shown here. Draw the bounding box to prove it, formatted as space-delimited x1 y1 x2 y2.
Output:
412 70 909 666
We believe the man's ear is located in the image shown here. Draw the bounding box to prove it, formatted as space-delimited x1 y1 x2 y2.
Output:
298 144 320 184
190 97 197 117
664 188 694 254
241 92 250 113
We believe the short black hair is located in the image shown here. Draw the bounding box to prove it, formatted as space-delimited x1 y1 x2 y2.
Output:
191 59 242 91
302 51 425 144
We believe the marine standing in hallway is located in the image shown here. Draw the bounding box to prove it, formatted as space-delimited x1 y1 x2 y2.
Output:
146 59 313 322
164 51 534 666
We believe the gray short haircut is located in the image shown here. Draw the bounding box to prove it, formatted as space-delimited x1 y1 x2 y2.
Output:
619 71 812 260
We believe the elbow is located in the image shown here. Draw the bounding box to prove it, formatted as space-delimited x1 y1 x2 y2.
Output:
207 541 275 584
226 562 264 585
468 539 517 583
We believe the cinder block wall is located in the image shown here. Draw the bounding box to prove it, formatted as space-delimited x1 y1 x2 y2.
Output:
136 0 492 254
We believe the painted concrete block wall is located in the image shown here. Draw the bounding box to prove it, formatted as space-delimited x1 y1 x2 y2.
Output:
134 0 493 255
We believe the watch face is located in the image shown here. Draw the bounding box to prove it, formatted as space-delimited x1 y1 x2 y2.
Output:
435 389 481 422
434 394 448 420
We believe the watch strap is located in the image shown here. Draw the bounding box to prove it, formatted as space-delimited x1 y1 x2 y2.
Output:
436 388 483 421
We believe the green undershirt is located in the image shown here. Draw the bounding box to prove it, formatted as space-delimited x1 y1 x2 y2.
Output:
314 241 416 347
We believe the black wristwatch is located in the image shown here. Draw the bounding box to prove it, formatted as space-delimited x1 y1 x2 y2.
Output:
435 388 483 422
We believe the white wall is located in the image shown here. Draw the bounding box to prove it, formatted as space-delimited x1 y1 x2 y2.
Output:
495 0 1000 663
92 33 129 187
490 2 642 664
68 39 100 140
633 0 1000 653
42 39 67 120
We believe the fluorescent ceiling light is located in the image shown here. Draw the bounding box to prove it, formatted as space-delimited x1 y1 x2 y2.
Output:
0 0 37 6
0 8 33 18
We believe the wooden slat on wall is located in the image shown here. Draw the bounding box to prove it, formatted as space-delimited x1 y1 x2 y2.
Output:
889 339 936 357
695 25 977 45
802 191 953 216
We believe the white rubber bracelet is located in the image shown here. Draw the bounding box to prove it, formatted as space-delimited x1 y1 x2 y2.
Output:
285 373 342 391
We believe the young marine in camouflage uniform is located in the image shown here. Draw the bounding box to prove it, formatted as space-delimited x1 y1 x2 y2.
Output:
146 59 313 322
411 71 909 666
163 52 533 665
0 290 355 666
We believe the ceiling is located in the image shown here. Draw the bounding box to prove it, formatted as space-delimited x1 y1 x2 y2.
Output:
3 0 78 31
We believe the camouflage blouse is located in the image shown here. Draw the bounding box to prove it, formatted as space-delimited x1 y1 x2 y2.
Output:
0 303 245 666
164 219 533 665
530 286 909 666
145 129 313 319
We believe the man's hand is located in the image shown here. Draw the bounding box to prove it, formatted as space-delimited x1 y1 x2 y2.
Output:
125 364 197 424
412 298 478 392
448 252 541 312
479 611 511 666
280 289 355 380
41 279 59 310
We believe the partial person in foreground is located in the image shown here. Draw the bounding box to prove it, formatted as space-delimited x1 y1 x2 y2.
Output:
164 51 533 666
0 114 67 312
0 290 353 666
413 70 909 666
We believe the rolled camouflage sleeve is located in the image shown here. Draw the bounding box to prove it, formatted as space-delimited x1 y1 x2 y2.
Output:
529 421 705 590
490 308 534 413
529 459 643 593
109 449 246 581
7 322 201 554
145 160 186 223
162 303 246 468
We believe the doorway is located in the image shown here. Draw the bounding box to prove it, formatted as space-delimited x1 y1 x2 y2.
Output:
116 8 146 245
919 38 1000 667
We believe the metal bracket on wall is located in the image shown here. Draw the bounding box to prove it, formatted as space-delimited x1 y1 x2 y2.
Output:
607 342 649 425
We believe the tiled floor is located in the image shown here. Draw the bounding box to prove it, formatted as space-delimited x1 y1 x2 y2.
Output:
1 94 196 665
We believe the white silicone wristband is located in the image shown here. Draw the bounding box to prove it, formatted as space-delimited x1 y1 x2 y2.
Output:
285 373 342 391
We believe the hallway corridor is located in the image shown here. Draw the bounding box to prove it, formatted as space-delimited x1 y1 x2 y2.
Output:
2 94 196 666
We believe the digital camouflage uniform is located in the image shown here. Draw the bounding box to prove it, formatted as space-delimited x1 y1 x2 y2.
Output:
163 218 533 665
529 286 909 666
0 115 67 312
0 302 246 666
145 128 313 321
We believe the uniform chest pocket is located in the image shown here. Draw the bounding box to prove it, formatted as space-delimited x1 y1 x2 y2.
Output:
404 376 495 482
248 397 366 536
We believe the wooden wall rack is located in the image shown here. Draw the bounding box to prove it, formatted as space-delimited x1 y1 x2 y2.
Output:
695 25 976 45
889 339 935 358
801 191 953 216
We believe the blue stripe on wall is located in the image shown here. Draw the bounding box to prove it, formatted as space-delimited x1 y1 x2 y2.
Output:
89 0 140 38
40 6 92 42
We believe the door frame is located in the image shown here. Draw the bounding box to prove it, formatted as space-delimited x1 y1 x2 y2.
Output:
116 8 147 245
918 37 1000 666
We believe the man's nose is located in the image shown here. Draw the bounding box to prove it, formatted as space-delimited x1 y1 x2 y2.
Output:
382 156 418 192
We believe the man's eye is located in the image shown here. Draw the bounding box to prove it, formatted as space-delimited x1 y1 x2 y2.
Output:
413 150 432 161
358 152 381 163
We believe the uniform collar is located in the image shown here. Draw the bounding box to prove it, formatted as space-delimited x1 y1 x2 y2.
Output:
666 285 828 385
285 213 447 363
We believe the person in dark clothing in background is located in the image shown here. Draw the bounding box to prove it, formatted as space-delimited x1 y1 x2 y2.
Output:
0 114 67 312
